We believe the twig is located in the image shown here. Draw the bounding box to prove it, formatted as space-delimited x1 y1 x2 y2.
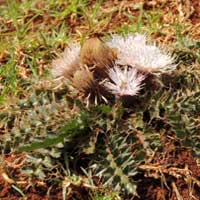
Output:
172 181 183 200
1 172 15 184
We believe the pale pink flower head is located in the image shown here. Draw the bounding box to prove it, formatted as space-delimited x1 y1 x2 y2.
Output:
52 43 80 78
104 66 145 97
107 34 176 74
107 33 146 50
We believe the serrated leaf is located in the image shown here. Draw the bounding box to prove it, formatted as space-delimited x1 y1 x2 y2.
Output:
18 113 89 152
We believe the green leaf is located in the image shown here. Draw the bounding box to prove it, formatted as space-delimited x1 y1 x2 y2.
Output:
18 113 88 152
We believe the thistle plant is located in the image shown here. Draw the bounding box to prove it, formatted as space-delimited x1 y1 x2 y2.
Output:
1 32 200 199
51 33 176 105
1 0 200 198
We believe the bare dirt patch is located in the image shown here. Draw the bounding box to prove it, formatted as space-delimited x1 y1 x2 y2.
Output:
135 133 200 200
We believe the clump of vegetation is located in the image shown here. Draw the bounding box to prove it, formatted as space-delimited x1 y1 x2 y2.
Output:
51 33 176 106
0 0 200 199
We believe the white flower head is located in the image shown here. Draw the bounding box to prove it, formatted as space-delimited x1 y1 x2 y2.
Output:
52 43 80 78
107 34 176 74
104 66 145 97
107 33 146 50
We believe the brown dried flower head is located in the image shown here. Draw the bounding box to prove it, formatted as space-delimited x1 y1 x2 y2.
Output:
80 37 117 78
71 65 108 105
72 66 95 93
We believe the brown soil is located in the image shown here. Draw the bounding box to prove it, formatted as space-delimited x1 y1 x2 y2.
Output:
189 0 200 24
0 176 62 200
0 153 61 200
134 133 200 200
0 154 89 200
0 174 91 200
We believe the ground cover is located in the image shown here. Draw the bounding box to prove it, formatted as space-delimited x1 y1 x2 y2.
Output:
0 0 200 199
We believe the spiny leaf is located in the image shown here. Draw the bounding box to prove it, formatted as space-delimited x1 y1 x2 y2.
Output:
18 112 89 152
91 132 144 196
